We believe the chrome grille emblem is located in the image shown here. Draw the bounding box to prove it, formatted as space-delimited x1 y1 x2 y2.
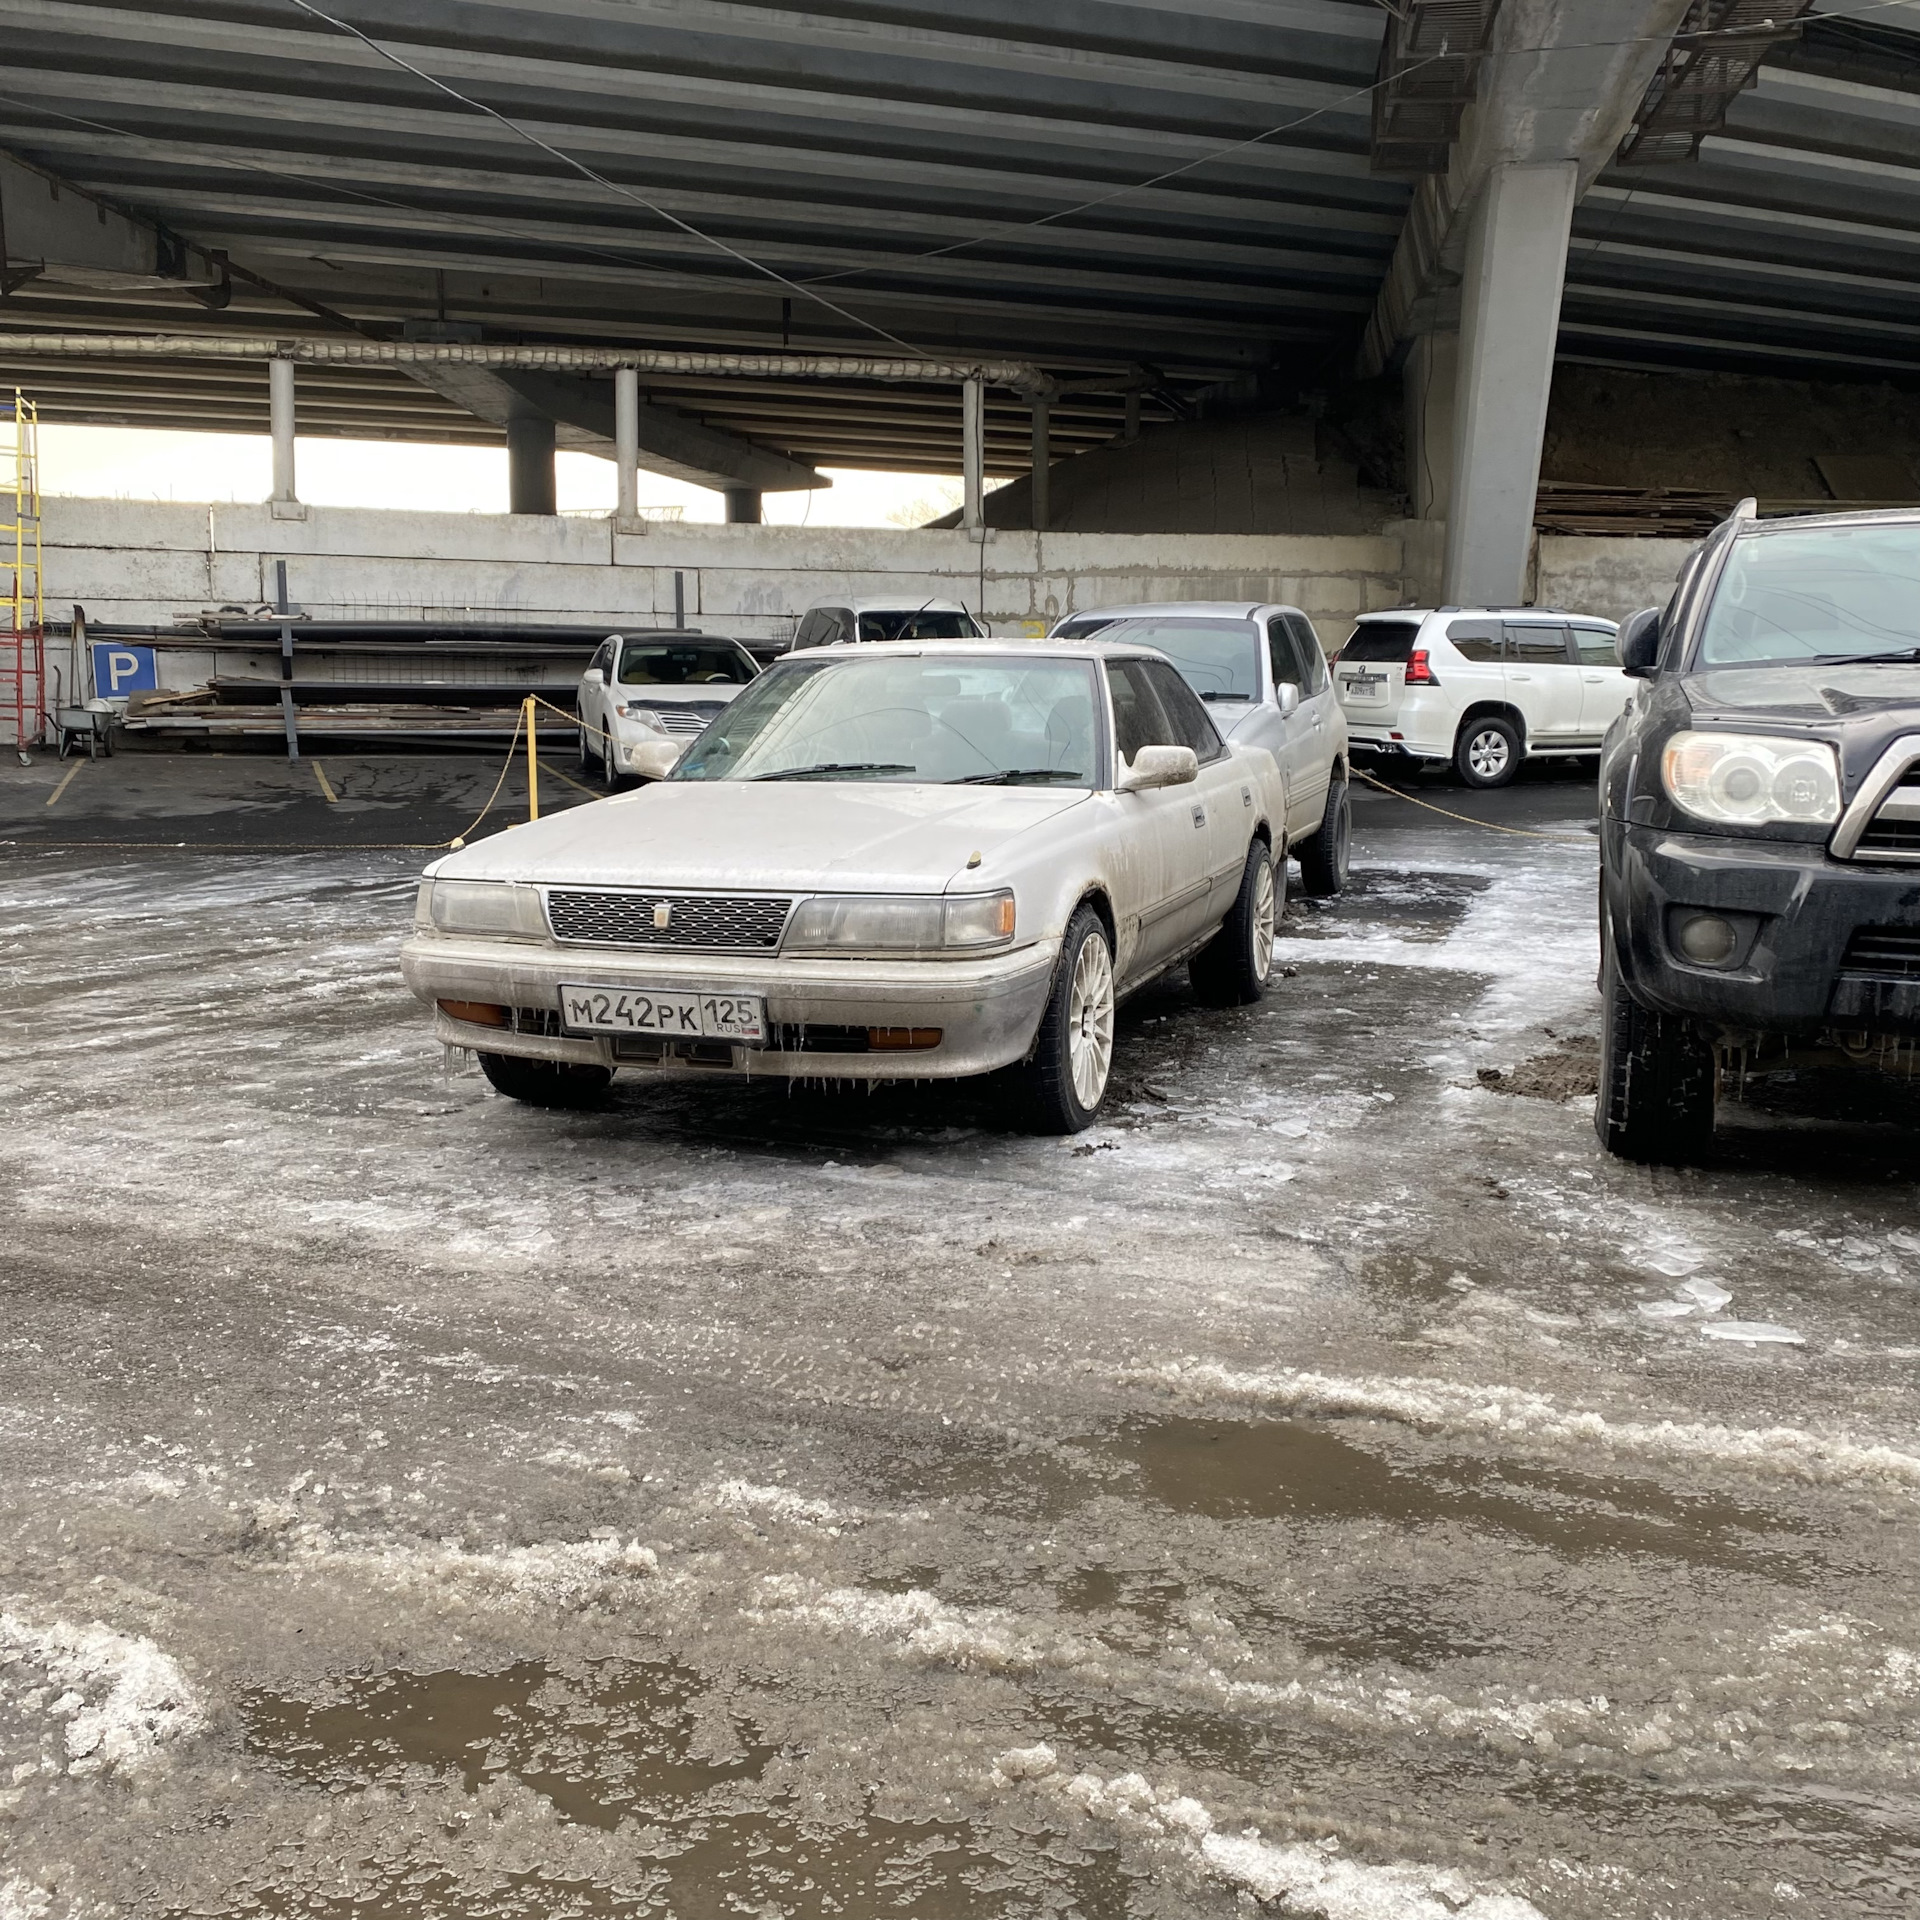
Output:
653 902 672 930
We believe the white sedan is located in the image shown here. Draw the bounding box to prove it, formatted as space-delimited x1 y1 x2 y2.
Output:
575 632 761 787
403 640 1289 1132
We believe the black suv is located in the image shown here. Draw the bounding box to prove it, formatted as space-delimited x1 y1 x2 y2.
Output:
1598 502 1920 1162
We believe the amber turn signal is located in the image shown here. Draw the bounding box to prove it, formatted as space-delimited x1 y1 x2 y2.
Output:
866 1027 943 1052
438 999 510 1028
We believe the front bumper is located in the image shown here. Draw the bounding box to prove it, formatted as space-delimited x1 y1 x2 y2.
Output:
400 932 1061 1080
1611 822 1920 1036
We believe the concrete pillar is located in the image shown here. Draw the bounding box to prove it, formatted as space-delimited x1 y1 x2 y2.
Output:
725 488 762 524
961 377 984 531
614 367 639 524
1443 162 1578 607
1030 396 1051 533
506 408 557 515
1404 331 1457 523
269 358 296 503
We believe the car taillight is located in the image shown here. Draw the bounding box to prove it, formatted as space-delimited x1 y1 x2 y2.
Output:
1404 649 1438 686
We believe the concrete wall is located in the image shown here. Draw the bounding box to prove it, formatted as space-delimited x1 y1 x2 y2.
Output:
41 499 1411 646
1534 534 1692 621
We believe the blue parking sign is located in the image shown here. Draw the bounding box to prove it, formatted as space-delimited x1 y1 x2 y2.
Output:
93 643 158 696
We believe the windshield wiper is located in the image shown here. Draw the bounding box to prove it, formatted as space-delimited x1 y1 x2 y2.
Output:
1198 691 1251 703
1812 648 1920 665
949 768 1082 785
750 761 916 781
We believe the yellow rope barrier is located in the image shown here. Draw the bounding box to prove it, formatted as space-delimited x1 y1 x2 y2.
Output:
1349 765 1594 844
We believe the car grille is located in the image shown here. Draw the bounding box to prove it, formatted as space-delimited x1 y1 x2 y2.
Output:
1840 927 1920 979
544 888 791 950
643 702 725 737
1856 769 1920 857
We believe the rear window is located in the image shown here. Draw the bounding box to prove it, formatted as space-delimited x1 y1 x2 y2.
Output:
1340 619 1422 663
1053 616 1116 639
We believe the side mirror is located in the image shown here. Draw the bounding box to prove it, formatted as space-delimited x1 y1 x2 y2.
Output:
1617 607 1663 678
1276 682 1301 718
627 739 682 782
1117 744 1199 792
581 666 605 686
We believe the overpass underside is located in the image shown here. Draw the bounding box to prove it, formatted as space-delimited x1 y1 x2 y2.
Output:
0 0 1915 590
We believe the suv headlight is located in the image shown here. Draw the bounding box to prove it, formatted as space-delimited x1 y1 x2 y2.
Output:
615 704 668 732
786 891 1016 955
425 879 546 940
1661 731 1840 827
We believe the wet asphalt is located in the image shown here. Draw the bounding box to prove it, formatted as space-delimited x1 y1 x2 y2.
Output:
2 747 1918 1919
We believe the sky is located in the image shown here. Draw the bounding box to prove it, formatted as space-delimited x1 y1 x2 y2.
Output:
36 423 982 528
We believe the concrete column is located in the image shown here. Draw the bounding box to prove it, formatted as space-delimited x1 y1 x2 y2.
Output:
269 358 296 503
614 367 640 524
1404 331 1457 523
1030 397 1051 533
1443 162 1577 606
506 408 557 515
725 488 762 524
961 377 984 531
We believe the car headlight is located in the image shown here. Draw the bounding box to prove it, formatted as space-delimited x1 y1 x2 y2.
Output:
615 704 668 732
1661 731 1840 827
425 879 546 940
785 890 1016 954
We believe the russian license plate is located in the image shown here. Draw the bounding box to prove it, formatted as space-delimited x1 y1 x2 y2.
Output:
1341 671 1388 704
560 984 766 1045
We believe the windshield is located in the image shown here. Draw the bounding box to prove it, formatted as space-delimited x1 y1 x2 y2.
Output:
1089 617 1260 702
671 653 1100 785
1698 525 1920 665
856 609 979 642
616 641 755 685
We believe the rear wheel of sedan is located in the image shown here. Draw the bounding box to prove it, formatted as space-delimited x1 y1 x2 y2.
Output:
1014 904 1115 1134
478 1051 613 1109
1595 942 1716 1164
1191 840 1280 1007
1295 777 1350 897
1455 715 1521 788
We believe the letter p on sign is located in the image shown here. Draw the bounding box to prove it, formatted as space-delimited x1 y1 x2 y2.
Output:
92 643 158 696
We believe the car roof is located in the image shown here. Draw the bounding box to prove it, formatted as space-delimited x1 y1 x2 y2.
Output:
799 636 1166 665
1351 607 1615 625
1057 601 1274 623
805 596 975 614
1736 506 1920 533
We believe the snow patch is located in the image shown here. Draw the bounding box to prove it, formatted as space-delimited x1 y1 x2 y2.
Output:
1700 1321 1805 1347
282 1529 661 1612
1152 1361 1920 1488
751 1579 1097 1676
710 1480 854 1530
0 1613 203 1780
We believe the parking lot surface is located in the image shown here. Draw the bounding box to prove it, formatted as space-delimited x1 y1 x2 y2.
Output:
3 758 1918 1918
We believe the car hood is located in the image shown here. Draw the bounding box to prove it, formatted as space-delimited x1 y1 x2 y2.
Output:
1682 664 1920 795
433 781 1092 892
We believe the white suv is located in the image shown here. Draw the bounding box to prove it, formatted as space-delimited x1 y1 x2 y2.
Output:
1334 608 1625 788
790 598 986 649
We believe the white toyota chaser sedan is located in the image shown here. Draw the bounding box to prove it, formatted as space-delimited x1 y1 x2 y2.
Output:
401 640 1289 1133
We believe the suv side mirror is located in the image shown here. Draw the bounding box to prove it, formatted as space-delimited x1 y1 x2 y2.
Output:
1276 682 1301 718
1117 744 1199 792
1617 607 1663 678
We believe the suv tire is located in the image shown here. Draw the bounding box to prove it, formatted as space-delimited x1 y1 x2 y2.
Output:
1295 778 1350 897
1013 904 1115 1133
1595 941 1716 1164
578 719 601 774
1456 715 1521 789
1191 841 1281 1006
479 1051 613 1109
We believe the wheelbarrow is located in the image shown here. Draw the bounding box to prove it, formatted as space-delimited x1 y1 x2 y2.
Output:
56 702 115 761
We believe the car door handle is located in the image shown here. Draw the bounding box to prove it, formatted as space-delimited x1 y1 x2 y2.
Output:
1583 672 1608 681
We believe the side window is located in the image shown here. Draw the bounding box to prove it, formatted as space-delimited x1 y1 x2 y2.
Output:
1573 626 1617 666
1267 616 1308 692
1446 618 1503 662
792 613 821 650
1286 613 1328 693
590 639 615 675
1141 660 1226 763
1505 623 1576 665
1106 660 1176 765
831 609 855 644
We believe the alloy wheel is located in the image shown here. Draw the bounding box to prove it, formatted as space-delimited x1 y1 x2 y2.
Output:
1251 856 1276 982
1066 932 1116 1110
1468 729 1510 779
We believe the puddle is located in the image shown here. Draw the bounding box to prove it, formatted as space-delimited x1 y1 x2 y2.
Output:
237 1659 1136 1918
1280 870 1490 946
1107 1416 1806 1574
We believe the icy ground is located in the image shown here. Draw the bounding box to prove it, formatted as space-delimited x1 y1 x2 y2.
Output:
3 785 1919 1918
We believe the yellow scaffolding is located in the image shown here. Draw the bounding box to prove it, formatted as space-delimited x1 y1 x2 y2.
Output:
2 388 44 751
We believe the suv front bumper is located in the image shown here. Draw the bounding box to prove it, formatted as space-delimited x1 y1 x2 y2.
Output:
1610 822 1920 1036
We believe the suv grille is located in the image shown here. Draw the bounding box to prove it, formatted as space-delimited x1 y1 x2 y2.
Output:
545 888 790 950
1855 768 1920 857
645 702 725 737
1840 927 1920 979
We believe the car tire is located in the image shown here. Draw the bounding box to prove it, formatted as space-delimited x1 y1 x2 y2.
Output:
1013 903 1115 1134
578 719 601 774
478 1051 613 1109
1295 777 1350 897
1455 716 1521 788
1595 939 1716 1164
1191 840 1281 1007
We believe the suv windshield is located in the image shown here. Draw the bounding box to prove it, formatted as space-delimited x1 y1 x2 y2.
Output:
671 654 1099 784
616 641 755 685
1088 618 1260 702
1698 524 1920 665
856 610 978 641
